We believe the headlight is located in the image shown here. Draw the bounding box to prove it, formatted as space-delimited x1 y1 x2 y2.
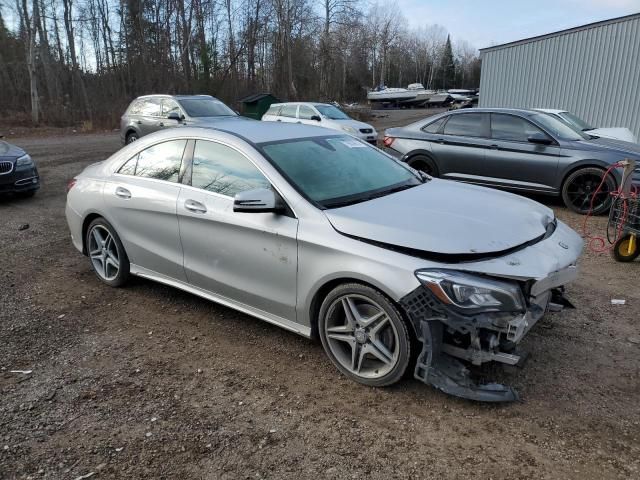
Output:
16 154 33 167
415 269 524 313
341 126 357 134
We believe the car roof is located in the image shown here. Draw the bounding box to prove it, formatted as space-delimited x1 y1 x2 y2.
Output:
174 120 341 144
135 94 217 100
534 108 566 114
447 107 540 115
270 102 330 107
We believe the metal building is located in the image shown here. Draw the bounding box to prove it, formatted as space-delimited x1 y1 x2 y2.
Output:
479 13 640 139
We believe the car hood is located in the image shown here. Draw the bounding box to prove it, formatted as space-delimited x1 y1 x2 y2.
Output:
581 136 640 157
588 128 637 144
324 179 555 255
0 140 25 159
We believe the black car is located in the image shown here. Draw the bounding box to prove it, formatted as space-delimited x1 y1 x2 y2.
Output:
0 139 39 197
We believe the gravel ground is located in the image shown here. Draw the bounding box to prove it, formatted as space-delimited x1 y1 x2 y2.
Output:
1 122 639 480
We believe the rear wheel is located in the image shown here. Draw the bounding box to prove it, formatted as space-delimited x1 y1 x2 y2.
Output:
612 234 639 262
561 167 615 215
85 218 130 287
318 283 411 387
407 155 439 177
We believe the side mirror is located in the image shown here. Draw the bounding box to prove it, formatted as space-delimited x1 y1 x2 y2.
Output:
528 132 553 145
233 188 284 213
167 112 182 122
311 115 321 122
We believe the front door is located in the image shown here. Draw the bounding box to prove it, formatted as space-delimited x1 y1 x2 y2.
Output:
487 113 561 192
177 139 298 320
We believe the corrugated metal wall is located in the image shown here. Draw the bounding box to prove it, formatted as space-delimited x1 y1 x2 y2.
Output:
479 15 640 139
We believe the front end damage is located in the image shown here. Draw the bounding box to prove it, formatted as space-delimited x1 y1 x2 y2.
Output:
400 265 578 402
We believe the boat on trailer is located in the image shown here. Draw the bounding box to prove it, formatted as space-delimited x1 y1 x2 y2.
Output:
367 83 436 106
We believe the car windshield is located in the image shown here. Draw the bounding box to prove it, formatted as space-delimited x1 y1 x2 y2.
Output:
314 104 350 120
177 98 236 117
530 113 588 141
259 136 421 208
558 111 593 131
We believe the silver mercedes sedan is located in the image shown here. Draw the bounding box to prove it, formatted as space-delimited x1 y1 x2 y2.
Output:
65 121 583 402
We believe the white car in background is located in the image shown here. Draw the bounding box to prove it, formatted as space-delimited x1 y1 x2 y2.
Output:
262 102 378 145
535 108 637 143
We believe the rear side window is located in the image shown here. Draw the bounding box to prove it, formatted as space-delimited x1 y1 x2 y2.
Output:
443 113 485 137
280 104 298 118
127 100 145 115
422 117 446 134
118 140 187 183
190 140 270 197
265 105 282 116
139 99 161 117
491 114 545 142
298 105 316 120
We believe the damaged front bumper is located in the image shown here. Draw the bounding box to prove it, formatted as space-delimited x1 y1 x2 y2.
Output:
401 265 578 402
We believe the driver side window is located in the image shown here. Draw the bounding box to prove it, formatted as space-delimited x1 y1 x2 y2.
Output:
190 141 270 197
491 114 546 142
298 105 316 120
162 99 182 117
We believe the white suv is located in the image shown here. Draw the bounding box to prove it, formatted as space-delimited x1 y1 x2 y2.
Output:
261 102 378 145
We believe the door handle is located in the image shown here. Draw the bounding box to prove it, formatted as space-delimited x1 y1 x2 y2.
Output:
135 120 142 125
184 199 207 214
489 144 499 149
115 186 131 199
276 119 282 122
436 138 445 144
159 122 165 127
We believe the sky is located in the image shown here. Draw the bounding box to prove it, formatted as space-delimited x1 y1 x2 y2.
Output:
397 0 640 50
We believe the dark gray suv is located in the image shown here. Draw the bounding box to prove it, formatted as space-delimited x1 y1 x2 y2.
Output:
120 94 240 145
384 108 640 214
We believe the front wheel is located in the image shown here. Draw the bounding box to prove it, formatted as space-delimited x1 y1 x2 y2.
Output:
561 167 615 215
125 132 139 144
407 155 439 177
85 218 130 287
318 283 412 387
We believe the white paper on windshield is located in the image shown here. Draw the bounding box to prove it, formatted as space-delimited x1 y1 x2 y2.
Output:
341 139 367 148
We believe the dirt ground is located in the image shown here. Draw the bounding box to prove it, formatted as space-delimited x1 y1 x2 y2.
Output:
1 115 639 480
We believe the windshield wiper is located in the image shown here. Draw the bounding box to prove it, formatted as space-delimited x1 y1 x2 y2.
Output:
322 182 419 209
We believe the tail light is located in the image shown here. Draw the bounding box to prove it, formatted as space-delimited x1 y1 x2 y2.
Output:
383 136 395 148
66 178 77 192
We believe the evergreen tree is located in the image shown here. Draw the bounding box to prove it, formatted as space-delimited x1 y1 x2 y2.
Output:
440 34 455 89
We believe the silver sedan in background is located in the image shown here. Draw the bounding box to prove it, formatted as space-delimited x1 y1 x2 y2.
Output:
66 121 582 402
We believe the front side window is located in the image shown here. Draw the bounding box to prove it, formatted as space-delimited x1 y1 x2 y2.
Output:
118 140 187 183
260 136 420 208
162 99 182 117
491 114 545 142
140 98 161 117
191 141 270 197
280 104 298 118
530 113 587 141
314 104 350 120
442 113 485 137
298 105 316 120
177 98 236 117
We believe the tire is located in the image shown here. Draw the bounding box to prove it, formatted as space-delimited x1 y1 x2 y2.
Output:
318 283 412 387
611 234 639 262
125 131 139 144
85 217 130 287
561 167 615 215
407 154 439 177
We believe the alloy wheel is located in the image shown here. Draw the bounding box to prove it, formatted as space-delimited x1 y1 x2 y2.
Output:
88 225 120 281
324 294 400 379
565 171 613 213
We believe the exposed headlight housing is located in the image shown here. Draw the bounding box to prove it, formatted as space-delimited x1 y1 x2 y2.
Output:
415 269 525 313
341 125 357 134
16 154 33 167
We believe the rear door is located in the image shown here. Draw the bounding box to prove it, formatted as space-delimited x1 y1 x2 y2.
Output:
430 112 492 181
177 139 298 320
138 98 163 136
278 104 299 123
104 139 189 281
487 113 561 192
